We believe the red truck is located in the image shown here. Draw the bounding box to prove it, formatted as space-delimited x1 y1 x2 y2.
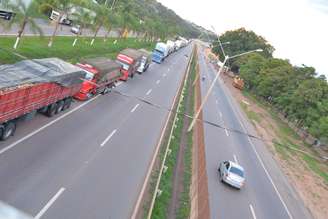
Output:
116 48 142 81
74 57 122 100
0 58 85 141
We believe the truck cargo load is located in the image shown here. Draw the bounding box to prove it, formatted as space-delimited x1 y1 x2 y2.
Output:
74 57 121 100
116 48 142 81
0 58 85 140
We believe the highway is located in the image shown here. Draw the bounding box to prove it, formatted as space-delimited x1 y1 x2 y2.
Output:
197 45 313 219
0 45 192 219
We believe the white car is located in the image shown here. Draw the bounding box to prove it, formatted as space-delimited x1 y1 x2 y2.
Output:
71 25 81 35
218 160 245 189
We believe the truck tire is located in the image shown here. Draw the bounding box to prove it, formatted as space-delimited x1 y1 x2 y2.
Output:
56 100 64 114
63 98 72 110
1 122 16 141
46 103 57 117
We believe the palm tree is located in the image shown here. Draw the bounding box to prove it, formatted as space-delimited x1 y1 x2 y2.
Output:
3 0 43 49
71 6 93 46
40 0 84 47
89 3 110 45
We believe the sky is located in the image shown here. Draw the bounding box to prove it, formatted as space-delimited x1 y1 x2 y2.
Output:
158 0 328 78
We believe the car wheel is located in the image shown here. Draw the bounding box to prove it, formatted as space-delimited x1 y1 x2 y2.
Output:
63 98 72 110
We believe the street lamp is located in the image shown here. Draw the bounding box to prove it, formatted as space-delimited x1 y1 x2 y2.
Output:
187 48 263 132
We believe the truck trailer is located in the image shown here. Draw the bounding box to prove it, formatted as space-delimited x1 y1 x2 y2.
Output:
116 48 142 81
0 58 85 140
74 57 122 100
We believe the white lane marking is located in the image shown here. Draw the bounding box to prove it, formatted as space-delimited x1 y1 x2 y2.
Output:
156 80 160 84
217 75 293 219
225 128 229 136
216 100 218 104
219 111 223 118
146 89 152 96
167 68 170 72
0 96 100 156
249 204 257 219
34 187 65 219
130 104 140 113
163 73 167 77
100 129 117 147
233 154 238 164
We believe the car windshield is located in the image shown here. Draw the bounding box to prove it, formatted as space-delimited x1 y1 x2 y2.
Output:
229 167 244 177
116 60 130 71
84 71 94 81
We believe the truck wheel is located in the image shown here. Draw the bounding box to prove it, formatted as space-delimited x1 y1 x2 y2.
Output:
1 122 16 141
63 98 72 110
46 103 57 117
56 101 64 114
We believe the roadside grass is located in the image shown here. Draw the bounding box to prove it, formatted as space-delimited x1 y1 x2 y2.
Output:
240 101 262 123
0 36 154 64
240 90 328 185
303 154 328 184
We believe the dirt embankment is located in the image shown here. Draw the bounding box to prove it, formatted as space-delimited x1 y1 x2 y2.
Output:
220 72 328 219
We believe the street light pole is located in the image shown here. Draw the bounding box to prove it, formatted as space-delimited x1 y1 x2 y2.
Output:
187 48 263 132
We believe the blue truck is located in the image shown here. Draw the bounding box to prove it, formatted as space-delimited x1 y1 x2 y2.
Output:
152 42 169 64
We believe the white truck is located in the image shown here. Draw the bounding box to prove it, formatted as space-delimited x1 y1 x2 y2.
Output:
166 40 175 54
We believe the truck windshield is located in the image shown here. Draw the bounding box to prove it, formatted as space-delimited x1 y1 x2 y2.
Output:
83 71 94 81
154 49 164 55
116 60 130 71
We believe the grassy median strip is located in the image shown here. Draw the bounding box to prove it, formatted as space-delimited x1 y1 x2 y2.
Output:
0 36 154 64
176 51 196 219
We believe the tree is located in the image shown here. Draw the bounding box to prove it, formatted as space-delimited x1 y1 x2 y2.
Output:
39 0 85 47
70 5 93 46
212 28 275 72
3 0 43 49
89 2 110 45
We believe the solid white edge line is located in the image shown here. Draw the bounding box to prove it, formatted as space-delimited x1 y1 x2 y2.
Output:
215 71 293 219
100 129 117 147
225 128 229 136
34 187 65 219
146 89 152 96
233 154 238 164
116 81 123 87
131 104 140 113
219 111 223 118
249 204 257 219
0 95 100 155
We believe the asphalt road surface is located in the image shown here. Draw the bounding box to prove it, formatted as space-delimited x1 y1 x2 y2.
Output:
0 45 192 219
197 44 313 219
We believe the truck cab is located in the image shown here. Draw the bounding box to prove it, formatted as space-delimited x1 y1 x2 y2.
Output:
116 49 142 81
74 63 100 100
74 58 121 100
152 42 168 64
137 49 151 73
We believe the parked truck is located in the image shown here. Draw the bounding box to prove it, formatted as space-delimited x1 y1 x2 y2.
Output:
152 42 169 64
116 48 142 81
0 58 85 140
166 40 175 54
74 57 122 100
137 49 152 74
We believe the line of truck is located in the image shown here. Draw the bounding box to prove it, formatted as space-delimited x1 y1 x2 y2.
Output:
0 46 155 141
152 37 189 64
